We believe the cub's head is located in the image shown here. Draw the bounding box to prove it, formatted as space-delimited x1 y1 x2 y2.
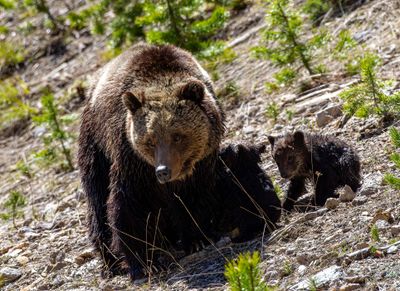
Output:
268 131 308 179
123 79 224 184
219 143 266 170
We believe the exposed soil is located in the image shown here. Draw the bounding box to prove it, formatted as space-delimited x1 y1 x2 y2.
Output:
0 0 399 290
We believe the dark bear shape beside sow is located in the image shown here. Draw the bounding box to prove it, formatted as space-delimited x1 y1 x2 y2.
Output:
78 43 281 280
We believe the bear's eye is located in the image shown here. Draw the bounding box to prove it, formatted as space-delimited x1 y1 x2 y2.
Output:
172 134 184 143
146 140 155 148
287 156 294 163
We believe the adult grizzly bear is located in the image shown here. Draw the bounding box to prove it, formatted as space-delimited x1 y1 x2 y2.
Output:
78 44 280 279
268 131 361 211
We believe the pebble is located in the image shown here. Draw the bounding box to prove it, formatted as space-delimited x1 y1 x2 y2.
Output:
315 104 342 128
0 267 22 284
325 198 340 209
339 283 362 291
16 255 29 265
344 276 366 284
386 245 398 254
390 225 400 236
297 265 307 275
359 173 382 196
339 185 356 202
74 248 96 266
290 265 344 290
375 219 390 229
351 196 367 206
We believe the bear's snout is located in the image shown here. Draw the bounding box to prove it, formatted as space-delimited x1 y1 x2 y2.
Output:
156 165 172 183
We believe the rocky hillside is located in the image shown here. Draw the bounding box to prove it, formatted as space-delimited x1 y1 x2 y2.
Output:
0 0 399 290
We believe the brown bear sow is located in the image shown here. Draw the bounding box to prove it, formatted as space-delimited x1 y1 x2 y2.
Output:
268 131 361 211
78 44 280 280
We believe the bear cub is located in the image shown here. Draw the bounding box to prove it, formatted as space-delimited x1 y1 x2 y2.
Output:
268 131 361 211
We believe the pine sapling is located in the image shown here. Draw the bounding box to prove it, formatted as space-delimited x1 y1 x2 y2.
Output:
1 190 26 228
225 251 273 291
384 127 400 190
340 53 400 120
33 91 74 171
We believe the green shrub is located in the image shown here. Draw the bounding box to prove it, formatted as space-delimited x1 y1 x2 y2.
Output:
0 42 26 72
0 0 14 9
33 91 74 171
0 78 34 130
225 251 273 291
302 0 330 24
253 0 328 76
384 127 400 190
370 224 380 242
1 190 26 228
339 53 400 119
23 0 63 32
265 102 280 123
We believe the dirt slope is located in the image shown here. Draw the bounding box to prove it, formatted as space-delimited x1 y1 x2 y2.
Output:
0 0 399 290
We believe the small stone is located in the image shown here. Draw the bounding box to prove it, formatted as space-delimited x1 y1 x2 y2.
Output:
339 185 356 202
297 265 307 275
339 283 361 291
315 104 342 127
351 196 367 206
290 265 344 290
390 225 400 236
375 219 390 229
16 255 29 265
75 248 96 266
273 123 284 130
386 245 398 254
0 267 22 284
344 276 366 284
243 126 254 134
359 173 382 196
303 208 328 221
325 198 340 209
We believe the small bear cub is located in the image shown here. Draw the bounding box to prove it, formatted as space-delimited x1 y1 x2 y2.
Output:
268 131 361 211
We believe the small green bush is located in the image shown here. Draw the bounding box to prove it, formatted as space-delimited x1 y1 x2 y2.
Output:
1 190 26 228
225 251 273 291
370 224 380 242
384 127 400 190
339 53 400 119
0 78 34 130
0 42 26 72
33 91 74 171
0 0 14 9
265 102 280 123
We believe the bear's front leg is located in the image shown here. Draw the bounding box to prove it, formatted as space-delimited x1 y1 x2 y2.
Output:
283 177 306 212
107 182 147 280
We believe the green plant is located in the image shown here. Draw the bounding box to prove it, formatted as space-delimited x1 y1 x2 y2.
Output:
225 251 273 291
340 53 400 119
137 0 229 55
0 0 14 9
23 0 63 32
16 159 33 178
308 277 318 291
272 178 283 199
217 81 240 100
384 127 400 190
0 190 26 228
302 0 329 24
282 260 292 276
253 0 328 77
265 102 280 123
285 109 294 121
33 91 74 171
370 224 380 242
0 42 26 72
0 78 34 129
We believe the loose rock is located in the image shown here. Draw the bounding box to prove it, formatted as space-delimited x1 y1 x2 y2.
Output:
339 283 362 291
290 265 344 290
0 267 22 284
339 185 356 202
325 198 340 209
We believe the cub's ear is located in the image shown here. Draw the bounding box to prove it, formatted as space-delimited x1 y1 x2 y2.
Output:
123 92 142 114
267 136 275 148
293 131 305 147
179 80 205 104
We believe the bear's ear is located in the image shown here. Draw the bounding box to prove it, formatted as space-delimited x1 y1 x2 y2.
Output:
179 80 205 104
268 136 275 148
123 92 142 114
293 131 305 147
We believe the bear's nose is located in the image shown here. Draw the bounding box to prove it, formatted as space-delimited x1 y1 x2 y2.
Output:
156 165 171 183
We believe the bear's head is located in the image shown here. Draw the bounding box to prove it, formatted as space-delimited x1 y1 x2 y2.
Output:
268 131 308 179
124 79 224 184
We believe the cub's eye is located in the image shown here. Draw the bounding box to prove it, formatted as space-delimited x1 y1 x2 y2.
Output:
146 140 155 148
172 134 184 143
287 156 294 163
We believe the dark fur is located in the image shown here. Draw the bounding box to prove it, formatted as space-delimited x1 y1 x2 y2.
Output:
78 44 280 280
268 131 361 211
217 143 281 241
